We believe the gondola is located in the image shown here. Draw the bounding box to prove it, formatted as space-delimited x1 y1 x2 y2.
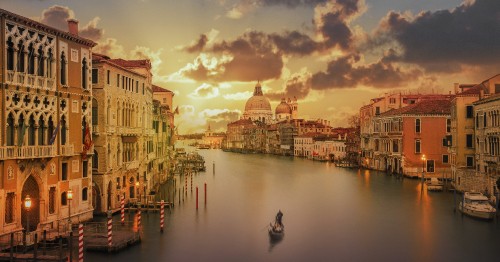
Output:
268 222 284 240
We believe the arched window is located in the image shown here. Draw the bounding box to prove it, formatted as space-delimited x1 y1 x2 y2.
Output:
7 37 14 71
92 98 98 125
18 114 25 146
47 116 54 144
82 188 88 201
61 116 67 145
82 58 88 89
92 150 98 169
7 113 15 146
46 48 53 78
28 115 35 146
37 46 44 76
60 51 66 85
28 43 35 74
38 115 45 145
61 192 68 206
17 40 25 72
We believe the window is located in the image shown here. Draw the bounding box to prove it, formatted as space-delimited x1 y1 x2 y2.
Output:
60 51 67 85
389 98 396 104
466 105 473 118
442 155 449 164
82 58 88 89
466 156 474 167
466 134 473 148
392 140 398 153
107 70 110 85
92 68 98 84
7 37 14 70
62 162 68 181
5 192 15 224
447 119 451 133
415 119 421 133
61 192 68 206
117 73 120 87
375 107 380 115
49 187 56 214
415 139 421 153
495 84 500 94
484 113 487 127
82 188 88 201
426 160 435 173
83 160 88 178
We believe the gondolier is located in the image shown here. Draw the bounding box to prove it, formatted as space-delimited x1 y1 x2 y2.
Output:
276 210 283 227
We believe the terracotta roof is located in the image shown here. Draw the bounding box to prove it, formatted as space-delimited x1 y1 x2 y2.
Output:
227 118 253 127
380 99 452 117
109 59 151 69
458 83 488 95
152 85 173 93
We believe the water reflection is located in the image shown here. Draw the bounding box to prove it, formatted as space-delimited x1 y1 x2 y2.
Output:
268 233 284 252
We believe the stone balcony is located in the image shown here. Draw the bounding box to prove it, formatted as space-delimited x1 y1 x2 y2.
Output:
61 144 74 156
6 70 56 90
0 145 56 159
483 155 499 163
92 125 99 135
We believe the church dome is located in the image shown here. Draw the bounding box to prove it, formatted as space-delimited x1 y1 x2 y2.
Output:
244 82 271 112
275 98 292 115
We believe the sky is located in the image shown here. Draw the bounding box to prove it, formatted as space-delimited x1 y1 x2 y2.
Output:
3 0 499 134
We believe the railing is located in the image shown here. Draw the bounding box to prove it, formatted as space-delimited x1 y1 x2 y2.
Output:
1 145 56 159
92 125 99 134
61 144 74 156
6 70 56 90
124 160 138 170
107 126 116 134
7 70 15 82
483 155 499 163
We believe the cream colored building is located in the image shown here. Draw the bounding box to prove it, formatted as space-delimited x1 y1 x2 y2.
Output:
91 54 154 212
1 10 96 235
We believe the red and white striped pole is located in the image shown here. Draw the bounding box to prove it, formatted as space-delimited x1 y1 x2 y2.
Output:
191 173 193 192
78 223 84 262
160 200 164 233
107 212 112 247
120 196 125 225
137 206 142 228
185 175 187 194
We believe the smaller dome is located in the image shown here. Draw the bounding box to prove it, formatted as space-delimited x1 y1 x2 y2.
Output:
275 98 292 115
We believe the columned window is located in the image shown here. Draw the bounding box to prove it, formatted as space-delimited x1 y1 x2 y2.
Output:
60 51 67 85
82 58 88 89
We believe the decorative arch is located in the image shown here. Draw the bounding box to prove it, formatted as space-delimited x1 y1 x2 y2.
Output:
21 176 40 232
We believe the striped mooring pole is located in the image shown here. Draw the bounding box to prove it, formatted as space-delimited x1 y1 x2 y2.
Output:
160 200 165 233
138 206 142 228
120 196 125 225
191 173 193 192
107 211 112 247
78 224 84 262
185 175 187 194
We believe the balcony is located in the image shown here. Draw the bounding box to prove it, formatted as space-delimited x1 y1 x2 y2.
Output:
61 144 74 156
107 126 116 134
6 70 56 90
123 160 138 170
483 155 499 163
92 125 99 135
485 126 500 135
0 145 56 159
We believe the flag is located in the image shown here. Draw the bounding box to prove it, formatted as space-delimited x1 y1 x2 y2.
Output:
17 122 27 146
174 106 179 115
48 120 61 145
81 122 93 160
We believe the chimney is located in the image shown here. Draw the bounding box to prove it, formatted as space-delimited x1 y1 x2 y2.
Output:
67 19 79 35
480 89 484 99
454 83 459 94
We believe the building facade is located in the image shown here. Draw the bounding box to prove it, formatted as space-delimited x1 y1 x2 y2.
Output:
1 10 96 235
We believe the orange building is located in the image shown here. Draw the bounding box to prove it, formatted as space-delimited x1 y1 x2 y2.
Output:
371 99 452 178
1 9 96 236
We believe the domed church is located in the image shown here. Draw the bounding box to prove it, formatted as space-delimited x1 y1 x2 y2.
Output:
242 82 273 123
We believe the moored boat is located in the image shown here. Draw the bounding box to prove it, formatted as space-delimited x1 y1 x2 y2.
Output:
459 192 497 220
268 222 284 240
425 178 444 191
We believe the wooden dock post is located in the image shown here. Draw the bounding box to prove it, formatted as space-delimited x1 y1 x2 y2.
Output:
33 233 38 261
9 233 13 261
79 223 84 262
69 231 73 262
121 196 125 225
43 230 47 255
196 187 199 210
213 161 215 175
204 182 207 205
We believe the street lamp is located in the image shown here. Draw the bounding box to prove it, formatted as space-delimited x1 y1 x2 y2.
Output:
135 181 140 203
24 195 32 232
67 189 73 226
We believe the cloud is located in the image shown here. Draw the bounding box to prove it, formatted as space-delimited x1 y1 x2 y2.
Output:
79 17 104 41
223 91 253 100
226 0 331 19
183 34 208 53
201 108 242 132
267 68 312 100
39 5 75 31
311 54 422 89
372 0 500 72
93 38 126 58
188 83 220 99
176 106 241 133
39 5 104 41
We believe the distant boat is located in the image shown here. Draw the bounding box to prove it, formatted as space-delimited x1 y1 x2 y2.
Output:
425 178 444 191
197 144 210 149
459 192 497 220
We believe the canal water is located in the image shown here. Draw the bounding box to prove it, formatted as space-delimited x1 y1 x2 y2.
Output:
87 149 500 261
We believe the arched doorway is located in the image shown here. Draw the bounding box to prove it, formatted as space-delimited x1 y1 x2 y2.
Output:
107 182 112 211
21 176 40 232
92 183 102 213
129 177 135 199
